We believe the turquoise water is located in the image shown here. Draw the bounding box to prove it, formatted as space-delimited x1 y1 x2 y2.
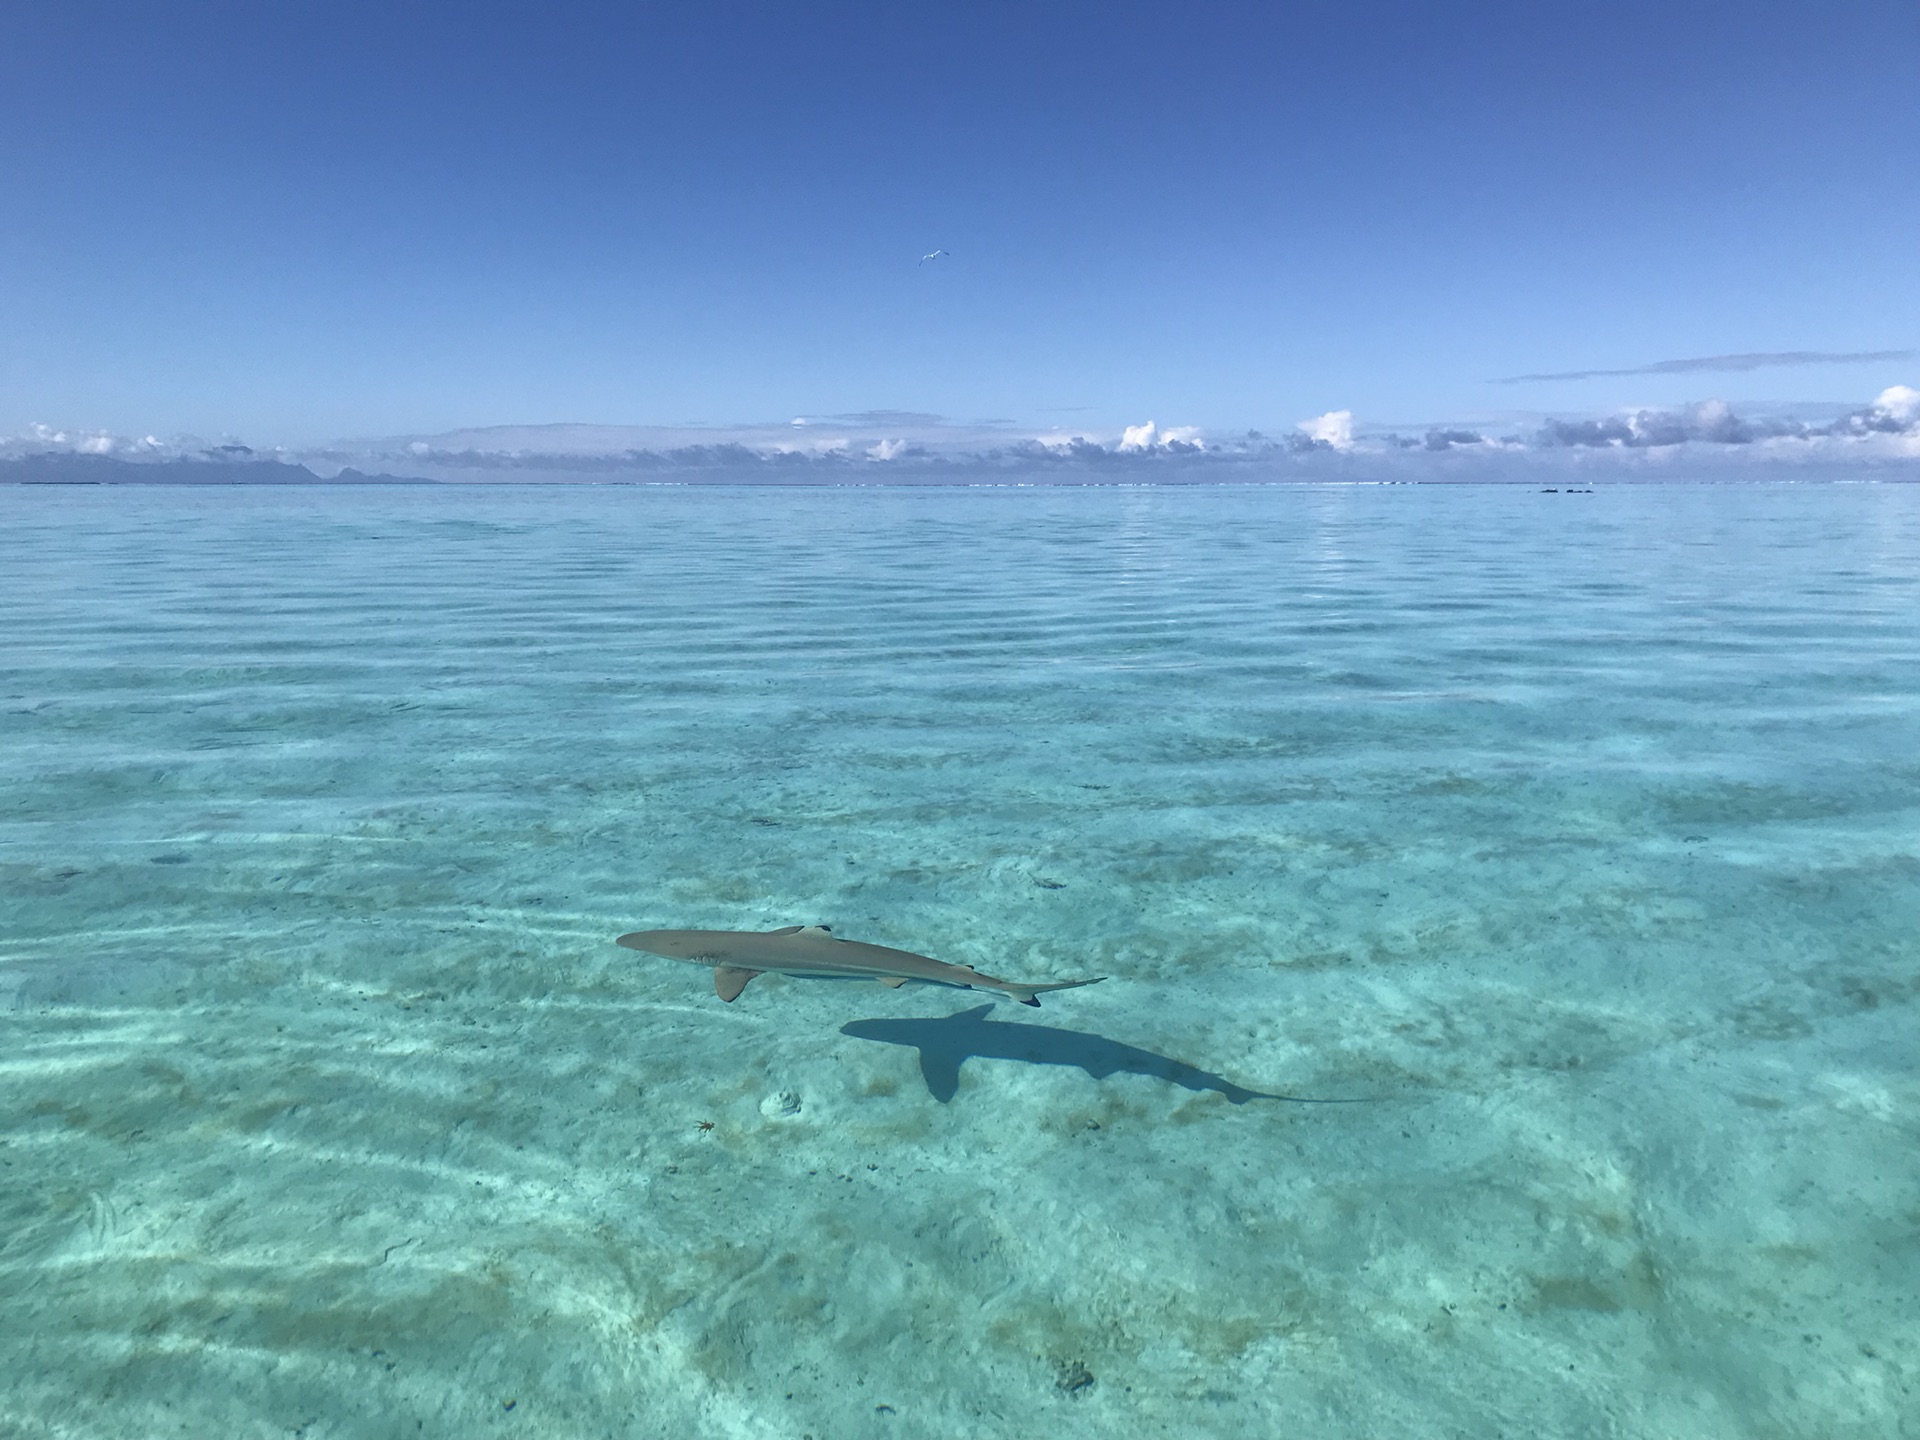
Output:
3 482 1916 1439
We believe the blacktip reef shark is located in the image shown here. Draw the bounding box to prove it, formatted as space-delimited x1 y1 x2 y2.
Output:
614 925 1105 1006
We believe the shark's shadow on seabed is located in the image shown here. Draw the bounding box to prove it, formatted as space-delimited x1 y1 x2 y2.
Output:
841 1004 1359 1105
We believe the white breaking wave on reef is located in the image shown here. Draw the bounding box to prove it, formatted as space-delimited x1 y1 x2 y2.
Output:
4 388 1918 482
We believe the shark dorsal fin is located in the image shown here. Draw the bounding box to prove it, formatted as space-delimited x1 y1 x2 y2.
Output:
795 925 833 936
713 967 759 1002
768 925 804 935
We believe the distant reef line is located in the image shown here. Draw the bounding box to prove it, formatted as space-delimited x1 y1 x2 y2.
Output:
5 448 1917 487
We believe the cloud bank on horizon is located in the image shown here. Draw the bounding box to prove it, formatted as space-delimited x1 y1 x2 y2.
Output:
8 388 1917 483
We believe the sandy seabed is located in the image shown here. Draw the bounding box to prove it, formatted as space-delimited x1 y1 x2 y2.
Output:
2 482 1916 1439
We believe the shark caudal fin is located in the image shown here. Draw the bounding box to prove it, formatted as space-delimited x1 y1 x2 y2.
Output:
1005 976 1106 1007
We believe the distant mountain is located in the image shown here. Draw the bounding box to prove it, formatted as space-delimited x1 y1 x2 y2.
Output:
1 452 434 485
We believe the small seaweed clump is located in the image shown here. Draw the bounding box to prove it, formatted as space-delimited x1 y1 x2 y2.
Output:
1054 1360 1095 1397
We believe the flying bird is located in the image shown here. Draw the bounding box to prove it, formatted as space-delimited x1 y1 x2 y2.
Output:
919 249 949 264
615 924 1104 1006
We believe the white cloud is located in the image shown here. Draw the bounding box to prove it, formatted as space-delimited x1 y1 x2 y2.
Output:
1116 421 1204 452
11 388 1918 482
1873 385 1919 424
1299 409 1354 450
1 423 217 460
1495 349 1913 384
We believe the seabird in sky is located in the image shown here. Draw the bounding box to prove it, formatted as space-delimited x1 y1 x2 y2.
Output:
919 249 949 264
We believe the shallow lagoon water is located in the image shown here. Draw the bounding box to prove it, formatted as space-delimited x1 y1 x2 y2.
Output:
2 481 1916 1439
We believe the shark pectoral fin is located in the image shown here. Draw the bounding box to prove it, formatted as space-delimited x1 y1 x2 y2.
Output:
878 977 908 988
713 967 760 1002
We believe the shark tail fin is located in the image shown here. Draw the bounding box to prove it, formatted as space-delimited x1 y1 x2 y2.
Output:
1005 976 1106 1007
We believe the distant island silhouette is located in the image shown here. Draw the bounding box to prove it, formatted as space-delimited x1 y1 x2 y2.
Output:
2 453 431 485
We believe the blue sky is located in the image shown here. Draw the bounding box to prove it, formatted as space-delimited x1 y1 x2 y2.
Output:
3 0 1916 448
